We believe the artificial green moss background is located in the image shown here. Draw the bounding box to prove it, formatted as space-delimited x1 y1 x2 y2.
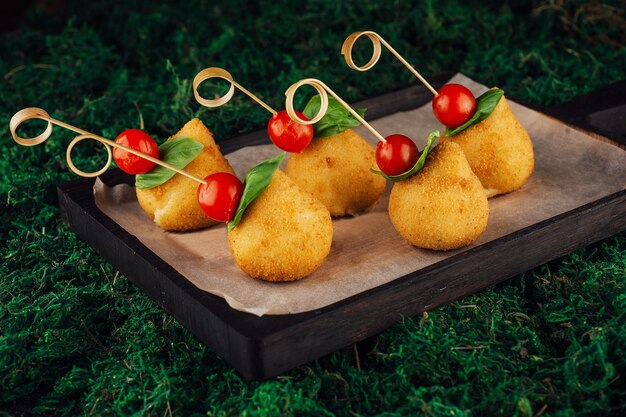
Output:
1 0 625 415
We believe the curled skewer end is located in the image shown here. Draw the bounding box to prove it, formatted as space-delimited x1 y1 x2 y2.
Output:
9 107 54 146
193 67 276 115
284 78 329 125
66 134 113 178
9 107 209 184
341 30 439 97
285 78 387 143
341 31 382 72
193 67 237 108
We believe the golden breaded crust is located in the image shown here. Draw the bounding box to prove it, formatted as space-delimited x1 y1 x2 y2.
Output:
389 141 489 250
228 170 333 281
284 129 386 216
445 94 534 198
136 118 235 231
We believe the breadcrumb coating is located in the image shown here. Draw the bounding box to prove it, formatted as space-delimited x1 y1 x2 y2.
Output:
136 118 235 231
228 170 333 281
285 129 386 216
445 94 534 198
389 141 489 250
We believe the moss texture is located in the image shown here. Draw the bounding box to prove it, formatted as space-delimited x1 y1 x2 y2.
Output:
1 0 625 415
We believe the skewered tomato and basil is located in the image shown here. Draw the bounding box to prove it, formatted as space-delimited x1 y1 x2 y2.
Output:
198 153 285 228
112 127 283 227
372 84 504 179
432 84 504 134
338 31 506 177
277 92 425 179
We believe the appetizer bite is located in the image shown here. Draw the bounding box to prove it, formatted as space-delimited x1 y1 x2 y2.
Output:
341 31 534 198
441 89 534 197
386 136 489 250
282 81 385 216
135 118 235 231
285 128 385 216
227 169 333 281
198 154 333 282
367 128 488 250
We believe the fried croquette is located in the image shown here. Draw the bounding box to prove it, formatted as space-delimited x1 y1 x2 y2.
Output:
228 170 333 281
284 129 386 216
388 141 489 250
445 92 534 198
136 118 235 231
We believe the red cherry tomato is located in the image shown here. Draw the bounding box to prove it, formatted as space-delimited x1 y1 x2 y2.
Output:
197 172 244 222
113 129 160 175
432 84 477 129
376 134 420 176
267 110 314 153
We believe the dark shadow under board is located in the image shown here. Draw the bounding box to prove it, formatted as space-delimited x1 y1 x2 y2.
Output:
57 75 626 380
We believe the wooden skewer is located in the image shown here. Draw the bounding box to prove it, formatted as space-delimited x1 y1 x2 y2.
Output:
284 78 387 143
9 107 208 184
341 31 439 97
193 67 277 115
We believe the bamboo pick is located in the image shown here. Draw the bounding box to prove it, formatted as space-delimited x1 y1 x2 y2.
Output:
284 78 387 143
341 31 439 96
193 67 277 115
9 107 208 184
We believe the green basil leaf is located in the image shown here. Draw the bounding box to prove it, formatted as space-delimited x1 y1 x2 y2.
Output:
445 89 504 136
303 94 366 139
135 138 204 189
227 153 286 231
371 130 439 182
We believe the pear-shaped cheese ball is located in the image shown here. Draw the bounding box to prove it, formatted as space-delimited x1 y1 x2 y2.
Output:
284 129 386 216
136 118 235 231
389 141 489 250
445 93 534 198
228 170 333 281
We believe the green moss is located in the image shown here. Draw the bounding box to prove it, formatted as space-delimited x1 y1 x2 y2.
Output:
1 0 625 415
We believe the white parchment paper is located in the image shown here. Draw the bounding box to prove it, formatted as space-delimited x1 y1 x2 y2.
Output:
94 74 626 316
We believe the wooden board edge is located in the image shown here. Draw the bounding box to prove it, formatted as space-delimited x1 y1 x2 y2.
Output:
54 77 626 379
56 182 270 378
252 190 626 378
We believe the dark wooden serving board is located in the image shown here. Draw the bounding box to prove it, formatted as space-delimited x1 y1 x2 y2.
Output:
57 75 626 380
